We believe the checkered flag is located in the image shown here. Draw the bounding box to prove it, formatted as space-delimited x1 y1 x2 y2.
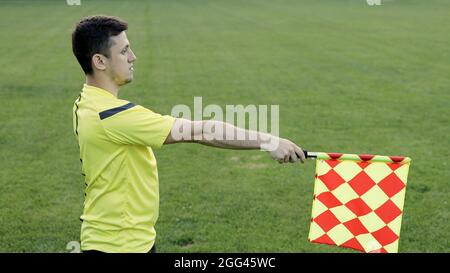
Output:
306 152 411 253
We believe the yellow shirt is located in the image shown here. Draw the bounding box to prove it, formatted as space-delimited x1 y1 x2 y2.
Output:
72 84 175 253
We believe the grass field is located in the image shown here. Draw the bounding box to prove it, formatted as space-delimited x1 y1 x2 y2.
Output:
0 0 449 253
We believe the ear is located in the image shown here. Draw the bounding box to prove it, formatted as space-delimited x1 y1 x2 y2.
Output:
92 54 108 71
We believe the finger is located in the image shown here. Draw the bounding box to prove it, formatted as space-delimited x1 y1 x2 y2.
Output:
289 150 298 163
294 145 305 163
274 154 284 164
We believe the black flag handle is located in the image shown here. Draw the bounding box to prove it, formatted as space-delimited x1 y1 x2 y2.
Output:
303 150 317 159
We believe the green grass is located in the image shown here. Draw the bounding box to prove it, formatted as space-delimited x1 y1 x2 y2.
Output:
0 0 449 253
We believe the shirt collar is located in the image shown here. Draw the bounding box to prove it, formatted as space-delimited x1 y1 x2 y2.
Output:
82 84 116 98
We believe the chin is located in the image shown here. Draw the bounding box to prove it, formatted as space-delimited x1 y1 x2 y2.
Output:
118 77 133 86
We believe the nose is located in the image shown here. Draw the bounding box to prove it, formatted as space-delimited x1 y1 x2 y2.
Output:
129 49 137 62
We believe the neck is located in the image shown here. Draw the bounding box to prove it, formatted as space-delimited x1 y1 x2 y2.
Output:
86 74 119 98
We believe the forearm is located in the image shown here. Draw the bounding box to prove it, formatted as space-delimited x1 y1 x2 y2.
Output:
196 120 277 150
165 118 305 163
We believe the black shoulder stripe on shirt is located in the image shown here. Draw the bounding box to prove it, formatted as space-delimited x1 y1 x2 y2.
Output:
99 102 136 120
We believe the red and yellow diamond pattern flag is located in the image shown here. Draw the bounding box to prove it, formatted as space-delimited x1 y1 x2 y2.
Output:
308 152 411 253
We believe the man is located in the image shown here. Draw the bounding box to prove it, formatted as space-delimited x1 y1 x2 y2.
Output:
72 15 305 253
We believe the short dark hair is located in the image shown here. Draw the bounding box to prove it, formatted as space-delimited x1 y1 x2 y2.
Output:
72 15 128 75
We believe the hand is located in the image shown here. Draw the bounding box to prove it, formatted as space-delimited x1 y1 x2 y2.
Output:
268 138 305 164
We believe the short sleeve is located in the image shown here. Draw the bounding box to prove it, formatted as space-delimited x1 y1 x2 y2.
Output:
100 103 175 148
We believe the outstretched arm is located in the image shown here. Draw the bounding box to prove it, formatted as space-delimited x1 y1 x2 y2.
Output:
164 118 305 164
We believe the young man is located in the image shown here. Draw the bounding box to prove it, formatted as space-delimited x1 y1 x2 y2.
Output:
72 15 306 253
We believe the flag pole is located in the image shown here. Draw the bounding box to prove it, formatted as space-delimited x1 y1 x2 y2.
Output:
304 150 317 159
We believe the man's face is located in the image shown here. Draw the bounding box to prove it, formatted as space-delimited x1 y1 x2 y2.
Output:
105 31 137 86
